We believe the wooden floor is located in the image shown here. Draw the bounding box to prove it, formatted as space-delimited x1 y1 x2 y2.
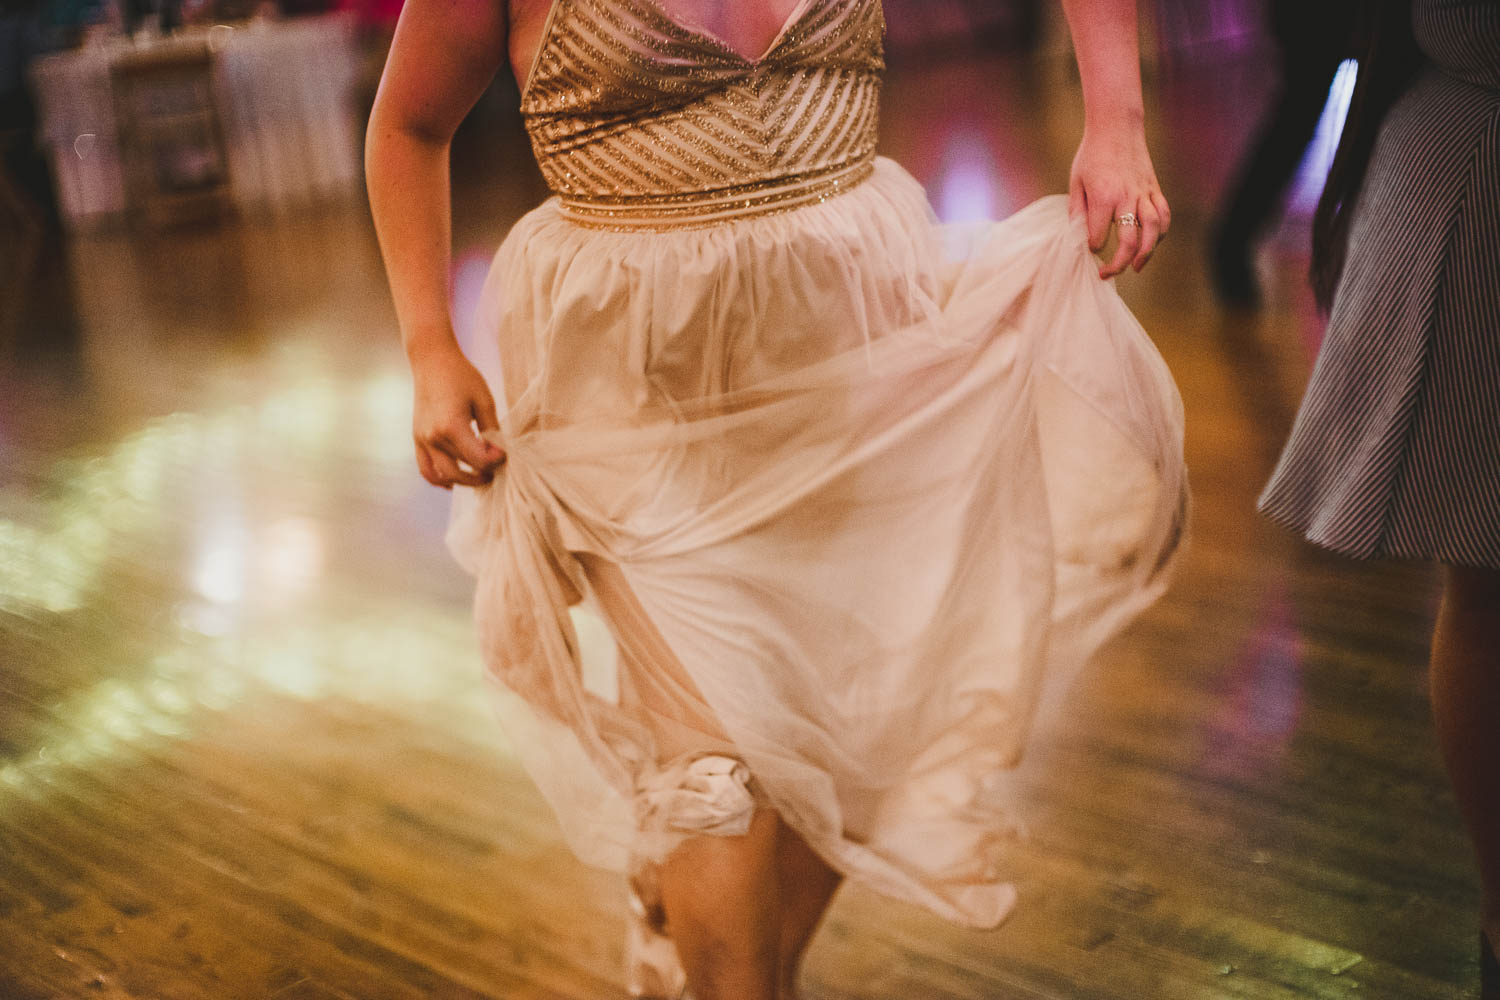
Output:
0 31 1483 1000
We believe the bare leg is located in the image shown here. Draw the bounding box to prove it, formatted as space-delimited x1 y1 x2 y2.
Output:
658 809 784 1000
774 822 843 998
1429 565 1500 957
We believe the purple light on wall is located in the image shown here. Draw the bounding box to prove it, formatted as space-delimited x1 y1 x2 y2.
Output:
449 248 509 406
450 251 492 353
935 131 1006 224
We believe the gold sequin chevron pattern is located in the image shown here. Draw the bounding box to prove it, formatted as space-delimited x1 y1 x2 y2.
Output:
520 0 885 228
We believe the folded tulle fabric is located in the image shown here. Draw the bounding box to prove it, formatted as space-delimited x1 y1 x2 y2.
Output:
636 753 758 837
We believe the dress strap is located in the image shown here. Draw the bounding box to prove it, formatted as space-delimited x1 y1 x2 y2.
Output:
519 0 567 100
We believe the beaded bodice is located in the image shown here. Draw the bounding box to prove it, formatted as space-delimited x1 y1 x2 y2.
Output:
520 0 885 227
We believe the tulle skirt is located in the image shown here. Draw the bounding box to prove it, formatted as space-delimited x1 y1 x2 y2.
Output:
447 157 1187 928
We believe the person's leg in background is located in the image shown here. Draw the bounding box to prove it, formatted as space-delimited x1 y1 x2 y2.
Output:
1209 0 1354 306
1428 565 1500 995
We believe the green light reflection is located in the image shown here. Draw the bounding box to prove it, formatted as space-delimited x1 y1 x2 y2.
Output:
0 368 410 615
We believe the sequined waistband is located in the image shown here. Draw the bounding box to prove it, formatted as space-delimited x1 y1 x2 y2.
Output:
554 158 876 231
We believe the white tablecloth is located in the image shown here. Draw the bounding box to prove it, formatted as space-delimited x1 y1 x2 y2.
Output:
29 14 362 228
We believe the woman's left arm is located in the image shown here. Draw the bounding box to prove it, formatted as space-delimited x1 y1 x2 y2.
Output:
1059 0 1170 277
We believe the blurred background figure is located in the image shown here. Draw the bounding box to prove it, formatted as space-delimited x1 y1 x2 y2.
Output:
1208 0 1358 308
1 0 93 351
1 0 72 231
1 0 53 306
1260 0 1500 992
335 0 403 116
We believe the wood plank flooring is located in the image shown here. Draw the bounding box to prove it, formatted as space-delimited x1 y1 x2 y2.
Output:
0 33 1482 1000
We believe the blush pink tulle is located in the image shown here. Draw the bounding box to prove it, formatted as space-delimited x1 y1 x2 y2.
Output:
447 158 1187 929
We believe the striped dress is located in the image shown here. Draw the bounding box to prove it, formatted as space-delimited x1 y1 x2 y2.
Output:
1259 0 1500 568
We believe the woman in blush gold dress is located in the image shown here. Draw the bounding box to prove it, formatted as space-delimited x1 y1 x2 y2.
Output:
366 1 1185 997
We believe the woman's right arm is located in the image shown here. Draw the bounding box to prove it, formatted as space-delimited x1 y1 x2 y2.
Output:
365 0 509 489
